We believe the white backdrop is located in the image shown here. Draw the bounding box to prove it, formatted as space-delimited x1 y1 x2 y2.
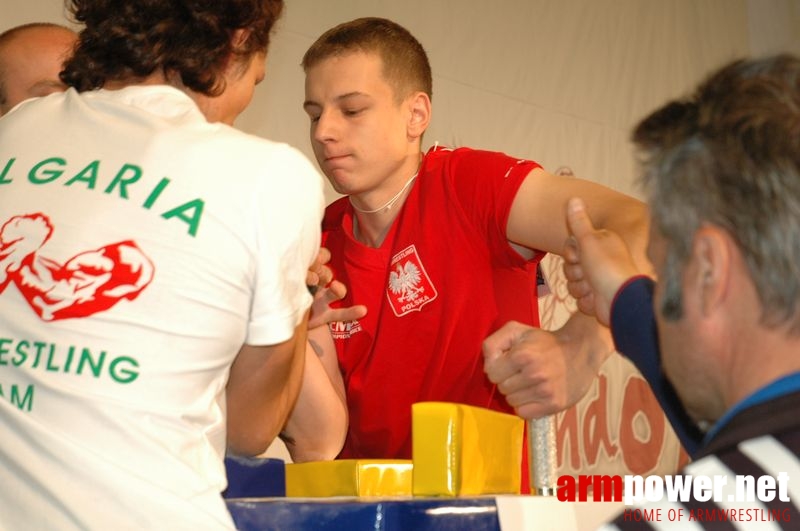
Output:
3 0 799 203
3 0 799 471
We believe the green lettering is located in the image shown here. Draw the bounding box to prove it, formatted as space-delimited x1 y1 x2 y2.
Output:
29 157 66 184
0 158 15 184
0 338 139 388
104 163 142 198
66 160 100 189
13 341 29 367
76 348 105 378
31 341 46 368
10 384 34 411
63 345 75 372
109 356 139 384
0 338 10 365
143 177 170 209
46 344 60 372
162 199 204 237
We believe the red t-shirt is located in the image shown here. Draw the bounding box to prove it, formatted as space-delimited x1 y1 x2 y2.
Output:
323 146 544 461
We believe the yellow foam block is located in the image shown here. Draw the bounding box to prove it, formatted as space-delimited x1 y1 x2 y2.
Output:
285 459 413 497
412 401 524 496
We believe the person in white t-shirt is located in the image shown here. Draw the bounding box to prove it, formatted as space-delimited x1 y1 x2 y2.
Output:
0 0 338 528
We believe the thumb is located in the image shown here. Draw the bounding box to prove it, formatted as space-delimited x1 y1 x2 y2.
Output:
566 197 596 240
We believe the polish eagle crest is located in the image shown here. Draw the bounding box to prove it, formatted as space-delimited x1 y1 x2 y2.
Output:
389 261 423 302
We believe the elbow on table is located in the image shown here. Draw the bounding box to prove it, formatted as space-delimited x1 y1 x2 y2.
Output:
285 434 346 463
227 422 284 458
283 411 348 463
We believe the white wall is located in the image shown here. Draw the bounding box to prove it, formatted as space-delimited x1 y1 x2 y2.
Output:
3 0 798 202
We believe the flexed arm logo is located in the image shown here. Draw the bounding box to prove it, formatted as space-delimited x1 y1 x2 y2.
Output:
0 213 154 321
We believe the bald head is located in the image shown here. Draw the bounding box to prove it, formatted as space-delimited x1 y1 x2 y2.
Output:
0 23 77 116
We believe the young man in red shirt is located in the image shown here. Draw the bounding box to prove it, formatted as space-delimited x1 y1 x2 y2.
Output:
302 17 650 467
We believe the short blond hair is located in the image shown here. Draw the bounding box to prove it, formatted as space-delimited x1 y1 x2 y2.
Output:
302 17 432 104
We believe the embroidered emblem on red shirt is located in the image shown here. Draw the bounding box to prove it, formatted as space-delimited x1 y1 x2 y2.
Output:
386 244 437 316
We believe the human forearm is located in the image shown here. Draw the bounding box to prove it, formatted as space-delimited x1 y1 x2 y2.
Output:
557 310 615 389
226 318 308 456
280 327 348 462
590 198 652 277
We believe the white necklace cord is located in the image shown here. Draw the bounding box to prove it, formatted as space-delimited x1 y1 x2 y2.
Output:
349 173 418 214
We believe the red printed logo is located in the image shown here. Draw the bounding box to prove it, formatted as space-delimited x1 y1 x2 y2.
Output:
386 244 437 317
329 318 363 339
0 213 154 321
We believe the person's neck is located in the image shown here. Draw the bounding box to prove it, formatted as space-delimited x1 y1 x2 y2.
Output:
723 324 800 410
103 70 172 91
351 153 422 248
104 72 229 124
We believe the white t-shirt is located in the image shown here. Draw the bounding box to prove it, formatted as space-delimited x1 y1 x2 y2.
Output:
0 86 323 530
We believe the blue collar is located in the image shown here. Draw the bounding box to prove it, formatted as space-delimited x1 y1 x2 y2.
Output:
704 371 800 444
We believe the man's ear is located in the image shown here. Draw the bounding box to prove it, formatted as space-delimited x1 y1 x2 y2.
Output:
406 91 431 141
690 226 732 316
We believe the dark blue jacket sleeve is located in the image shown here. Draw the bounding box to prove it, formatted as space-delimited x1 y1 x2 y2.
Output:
610 276 704 456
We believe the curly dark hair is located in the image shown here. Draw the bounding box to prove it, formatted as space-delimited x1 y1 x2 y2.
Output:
61 0 284 95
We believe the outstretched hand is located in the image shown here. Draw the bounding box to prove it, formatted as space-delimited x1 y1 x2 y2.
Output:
307 247 367 330
562 197 641 326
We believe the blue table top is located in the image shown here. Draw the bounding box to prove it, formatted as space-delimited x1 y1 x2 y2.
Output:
226 497 500 531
